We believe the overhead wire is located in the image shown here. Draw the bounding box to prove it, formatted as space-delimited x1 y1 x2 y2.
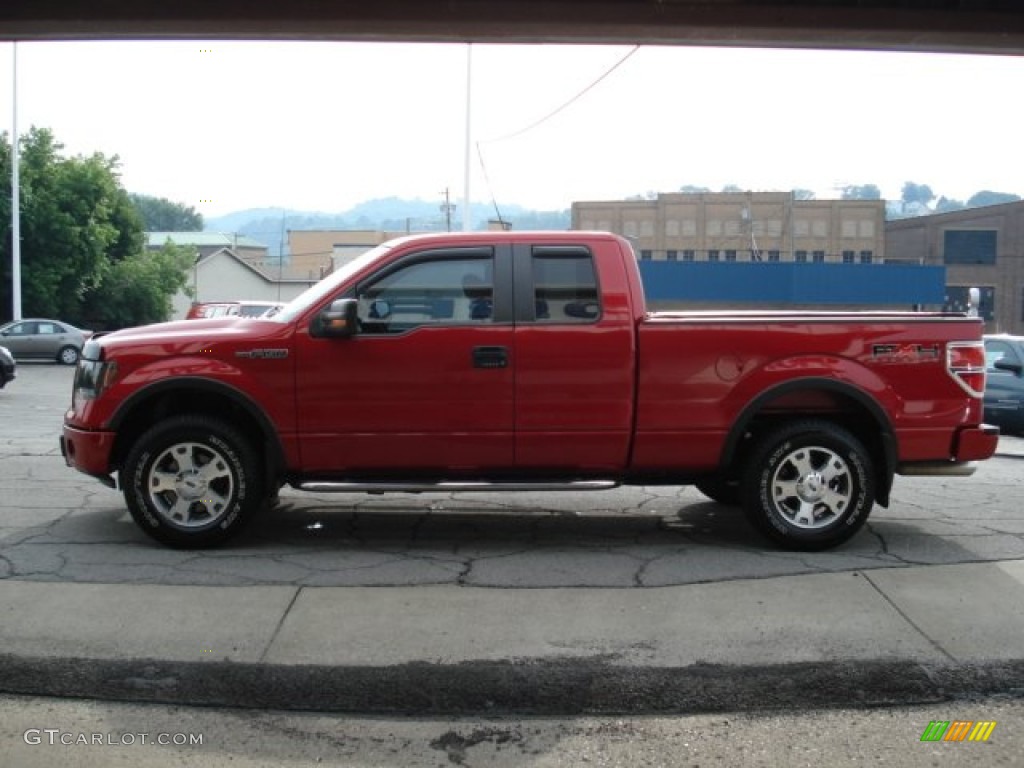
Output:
475 45 642 227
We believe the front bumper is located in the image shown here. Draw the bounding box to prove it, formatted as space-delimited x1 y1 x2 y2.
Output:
60 425 117 488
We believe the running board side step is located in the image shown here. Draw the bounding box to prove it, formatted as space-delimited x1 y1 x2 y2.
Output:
296 480 620 493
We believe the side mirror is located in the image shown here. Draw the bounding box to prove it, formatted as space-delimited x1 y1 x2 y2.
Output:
994 359 1024 375
311 298 359 338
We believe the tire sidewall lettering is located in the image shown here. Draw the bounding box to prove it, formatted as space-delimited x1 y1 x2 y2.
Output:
758 435 870 538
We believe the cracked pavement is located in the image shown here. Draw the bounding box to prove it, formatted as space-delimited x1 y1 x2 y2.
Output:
3 363 1024 589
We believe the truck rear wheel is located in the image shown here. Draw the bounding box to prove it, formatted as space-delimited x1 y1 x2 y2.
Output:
122 415 264 548
741 420 874 551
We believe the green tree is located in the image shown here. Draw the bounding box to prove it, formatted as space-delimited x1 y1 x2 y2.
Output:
901 181 934 206
129 193 203 231
840 184 881 200
11 128 124 321
934 196 966 213
679 185 711 194
83 241 193 329
967 190 1022 208
792 188 816 200
0 127 182 328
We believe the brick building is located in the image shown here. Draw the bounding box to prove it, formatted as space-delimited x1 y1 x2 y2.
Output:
885 200 1024 333
572 192 885 264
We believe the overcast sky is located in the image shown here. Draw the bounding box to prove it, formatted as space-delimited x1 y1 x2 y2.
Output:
2 40 1022 220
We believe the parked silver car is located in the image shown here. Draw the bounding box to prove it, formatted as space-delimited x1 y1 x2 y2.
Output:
0 318 91 365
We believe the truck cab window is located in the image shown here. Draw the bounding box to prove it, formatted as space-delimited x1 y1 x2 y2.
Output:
531 251 601 323
355 256 494 334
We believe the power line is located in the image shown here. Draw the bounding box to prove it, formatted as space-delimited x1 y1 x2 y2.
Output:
480 45 641 145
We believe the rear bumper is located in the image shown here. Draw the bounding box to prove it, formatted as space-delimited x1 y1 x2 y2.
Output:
897 424 1000 477
954 423 1000 461
60 425 117 488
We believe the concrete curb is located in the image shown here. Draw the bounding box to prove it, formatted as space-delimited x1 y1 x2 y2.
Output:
2 654 1023 715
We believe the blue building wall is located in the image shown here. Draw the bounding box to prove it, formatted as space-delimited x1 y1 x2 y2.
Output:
637 262 947 306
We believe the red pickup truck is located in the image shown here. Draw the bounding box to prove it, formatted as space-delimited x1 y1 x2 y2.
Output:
61 231 998 550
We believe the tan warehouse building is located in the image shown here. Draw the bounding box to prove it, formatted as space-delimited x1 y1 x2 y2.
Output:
572 192 885 264
886 200 1024 333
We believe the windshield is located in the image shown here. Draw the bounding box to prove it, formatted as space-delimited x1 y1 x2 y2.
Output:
272 243 394 323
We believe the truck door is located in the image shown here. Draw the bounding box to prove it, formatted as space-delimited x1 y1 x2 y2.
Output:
294 246 515 474
512 243 636 471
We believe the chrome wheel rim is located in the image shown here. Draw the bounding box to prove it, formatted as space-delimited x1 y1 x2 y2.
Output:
146 442 235 529
60 347 78 364
769 445 852 530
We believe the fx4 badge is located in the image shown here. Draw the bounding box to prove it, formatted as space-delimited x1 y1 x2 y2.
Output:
235 349 289 360
871 343 941 363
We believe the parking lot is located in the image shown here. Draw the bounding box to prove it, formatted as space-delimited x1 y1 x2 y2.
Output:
3 362 1024 588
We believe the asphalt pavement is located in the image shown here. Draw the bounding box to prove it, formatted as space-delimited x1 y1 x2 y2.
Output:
2 363 1024 715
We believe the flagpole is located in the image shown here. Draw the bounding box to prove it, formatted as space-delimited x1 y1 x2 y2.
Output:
11 42 22 321
462 43 472 232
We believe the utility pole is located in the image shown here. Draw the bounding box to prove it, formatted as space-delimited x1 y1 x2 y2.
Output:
440 187 456 232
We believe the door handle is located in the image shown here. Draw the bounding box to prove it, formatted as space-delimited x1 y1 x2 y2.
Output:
472 346 509 369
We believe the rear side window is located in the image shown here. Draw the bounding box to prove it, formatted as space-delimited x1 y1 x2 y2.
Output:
531 251 600 323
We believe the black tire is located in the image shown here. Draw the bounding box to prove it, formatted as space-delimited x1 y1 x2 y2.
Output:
57 345 80 365
741 420 874 551
695 477 740 506
122 415 265 548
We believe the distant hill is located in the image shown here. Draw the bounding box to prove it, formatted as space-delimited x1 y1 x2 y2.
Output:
206 198 571 257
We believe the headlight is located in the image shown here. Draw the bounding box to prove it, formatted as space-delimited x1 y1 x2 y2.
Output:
75 359 119 400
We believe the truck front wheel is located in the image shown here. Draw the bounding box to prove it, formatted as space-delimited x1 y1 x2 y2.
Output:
741 420 874 551
122 416 264 548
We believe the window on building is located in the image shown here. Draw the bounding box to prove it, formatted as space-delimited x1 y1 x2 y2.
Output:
725 250 737 262
813 251 826 263
842 250 855 263
682 250 695 262
640 250 652 260
768 250 780 262
667 250 678 261
860 250 873 264
944 285 995 321
944 230 997 265
795 250 808 263
708 250 720 262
